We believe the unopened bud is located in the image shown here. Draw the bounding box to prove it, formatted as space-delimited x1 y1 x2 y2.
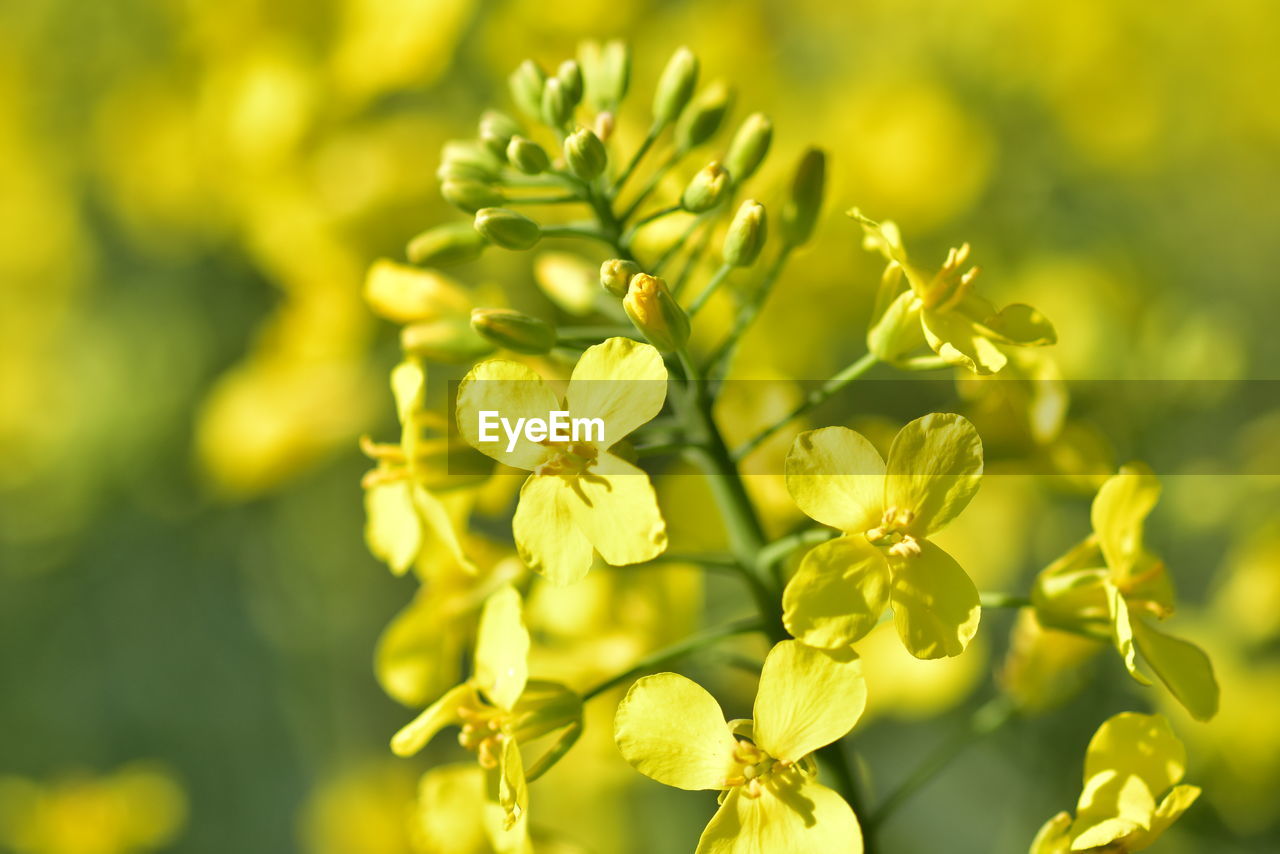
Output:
401 319 494 363
564 127 607 180
407 222 487 267
723 200 767 267
506 135 549 175
682 162 731 213
624 274 690 352
780 147 826 247
439 140 502 182
600 40 631 106
509 60 547 121
652 47 698 128
724 113 772 183
442 179 504 213
474 207 541 250
471 308 557 355
479 110 522 157
364 260 471 324
541 78 573 128
556 60 584 106
594 111 615 142
600 258 642 297
675 81 733 151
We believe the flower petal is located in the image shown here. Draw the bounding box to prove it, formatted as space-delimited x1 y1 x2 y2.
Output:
1091 463 1160 578
566 337 667 446
884 413 983 537
1105 583 1152 686
512 474 593 585
418 765 491 853
785 428 886 534
1084 712 1186 797
1028 812 1073 854
457 359 559 469
977 303 1056 347
921 307 1007 374
889 541 981 659
614 673 740 791
1072 770 1155 850
753 641 867 762
1126 785 1201 851
696 776 863 854
364 481 422 575
376 592 465 707
566 453 667 566
391 683 474 756
782 536 891 649
483 736 531 849
1131 621 1219 721
474 585 530 711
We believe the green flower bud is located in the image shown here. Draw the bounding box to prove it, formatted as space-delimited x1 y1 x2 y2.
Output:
681 161 731 213
780 147 826 247
556 59 584 106
624 273 690 352
506 135 549 175
652 46 698 128
438 140 502 182
509 60 547 120
401 318 494 363
474 207 541 250
600 40 631 106
442 179 504 213
675 81 733 152
407 222 488 267
724 112 772 183
723 200 767 267
564 127 607 180
600 258 642 297
479 110 522 157
541 77 574 128
470 308 557 355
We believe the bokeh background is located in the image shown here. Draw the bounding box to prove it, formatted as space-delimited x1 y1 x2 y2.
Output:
3 0 1280 852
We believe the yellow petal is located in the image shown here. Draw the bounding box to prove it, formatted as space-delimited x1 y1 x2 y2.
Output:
977 303 1057 347
412 482 475 574
512 474 594 585
1072 770 1154 850
753 641 867 762
565 452 667 566
376 592 465 707
1091 463 1160 578
889 541 981 659
614 673 740 791
884 413 983 537
391 683 474 756
475 585 530 711
566 337 667 446
1105 583 1152 685
1127 785 1201 852
1028 812 1073 854
456 359 559 469
418 765 492 854
1131 620 1219 721
785 428 886 534
920 306 1008 374
1084 712 1185 797
696 776 863 854
364 481 422 575
782 536 891 649
486 737 528 836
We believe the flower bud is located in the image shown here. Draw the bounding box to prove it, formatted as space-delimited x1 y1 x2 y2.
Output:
724 113 772 183
364 260 471 324
675 81 733 151
600 40 631 105
541 78 574 128
600 258 642 297
470 308 557 355
624 273 690 351
723 200 767 267
564 127 607 180
441 179 504 213
407 222 487 267
479 110 522 156
474 207 541 250
681 162 731 213
652 46 698 128
780 147 826 247
594 111 615 142
509 60 547 120
438 140 502 182
506 135 549 174
556 59 584 106
401 319 494 363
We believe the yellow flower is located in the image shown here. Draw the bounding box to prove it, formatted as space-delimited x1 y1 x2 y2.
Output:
855 212 1056 375
1030 712 1200 853
391 586 581 850
614 641 867 854
782 413 984 659
456 337 669 584
1033 464 1219 720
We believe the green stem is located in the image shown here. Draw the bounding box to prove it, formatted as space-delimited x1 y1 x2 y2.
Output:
623 204 683 243
556 325 638 342
621 150 682 221
758 528 835 569
653 212 712 275
634 440 699 457
541 225 615 245
612 123 661 197
581 616 764 701
506 194 583 205
979 592 1033 609
705 247 794 380
686 261 734 316
733 352 879 460
866 696 1016 832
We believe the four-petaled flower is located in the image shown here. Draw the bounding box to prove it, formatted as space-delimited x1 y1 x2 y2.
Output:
783 413 984 659
457 337 669 585
615 641 867 853
1030 712 1200 853
1033 464 1218 720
